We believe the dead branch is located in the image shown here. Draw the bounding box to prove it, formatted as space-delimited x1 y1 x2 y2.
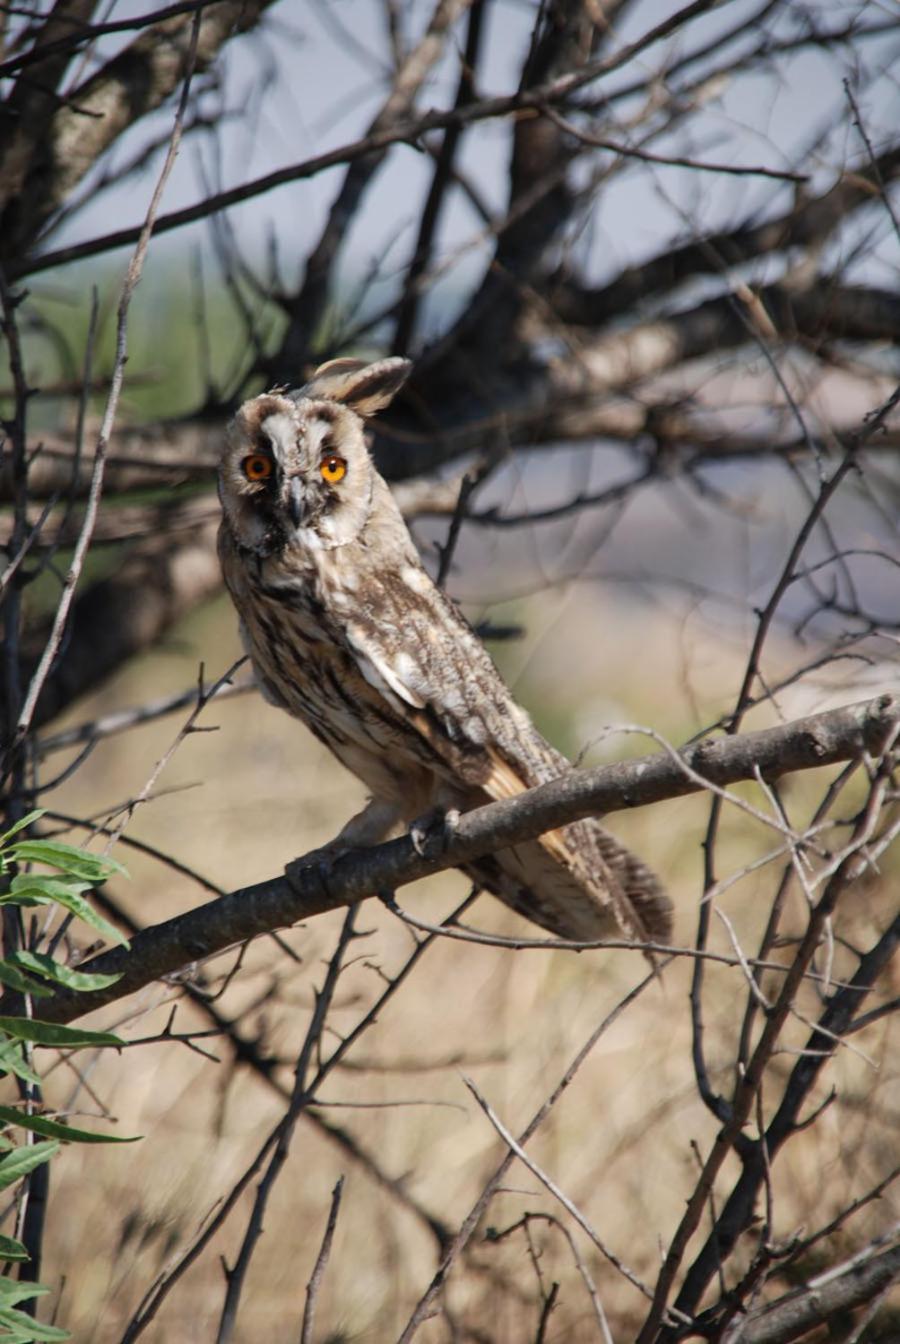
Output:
3 521 221 731
299 1175 344 1344
7 0 744 282
14 693 897 1028
547 147 900 324
731 1240 900 1344
0 0 277 263
272 0 474 380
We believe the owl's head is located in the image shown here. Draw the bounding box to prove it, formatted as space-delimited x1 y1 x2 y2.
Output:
218 356 412 554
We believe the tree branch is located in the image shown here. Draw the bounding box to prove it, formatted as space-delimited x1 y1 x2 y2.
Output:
3 522 222 731
271 0 473 381
736 1241 900 1344
0 0 277 260
547 147 900 324
17 693 897 1027
10 0 725 281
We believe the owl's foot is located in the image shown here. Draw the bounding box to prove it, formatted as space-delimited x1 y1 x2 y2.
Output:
409 807 460 859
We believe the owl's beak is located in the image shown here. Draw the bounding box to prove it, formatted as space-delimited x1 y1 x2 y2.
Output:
286 476 305 528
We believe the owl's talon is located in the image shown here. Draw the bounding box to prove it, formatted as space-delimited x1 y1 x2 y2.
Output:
285 850 335 898
409 807 460 859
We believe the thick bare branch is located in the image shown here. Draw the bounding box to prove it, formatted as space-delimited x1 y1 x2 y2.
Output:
0 0 100 221
548 147 900 324
0 0 231 78
736 1242 900 1344
16 693 897 1027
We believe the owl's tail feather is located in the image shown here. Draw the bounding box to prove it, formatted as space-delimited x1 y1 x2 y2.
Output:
461 819 672 948
587 825 673 947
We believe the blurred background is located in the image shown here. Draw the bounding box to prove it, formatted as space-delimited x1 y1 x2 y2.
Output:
1 0 899 1340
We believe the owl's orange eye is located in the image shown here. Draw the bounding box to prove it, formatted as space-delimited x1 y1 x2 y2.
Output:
243 454 273 482
320 455 347 484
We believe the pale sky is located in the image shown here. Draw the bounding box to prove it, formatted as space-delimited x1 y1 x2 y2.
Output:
46 0 900 322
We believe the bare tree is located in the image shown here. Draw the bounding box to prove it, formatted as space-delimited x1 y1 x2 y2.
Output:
0 1 898 1340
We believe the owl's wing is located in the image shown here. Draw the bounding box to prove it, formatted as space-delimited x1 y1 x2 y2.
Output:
339 582 671 945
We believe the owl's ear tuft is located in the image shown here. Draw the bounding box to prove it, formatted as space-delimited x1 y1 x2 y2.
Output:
295 356 412 417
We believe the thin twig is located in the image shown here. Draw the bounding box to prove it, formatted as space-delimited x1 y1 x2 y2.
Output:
487 1213 612 1344
15 694 898 1028
299 1176 344 1344
37 674 251 758
12 14 204 742
844 78 900 247
214 909 359 1344
396 969 666 1342
463 1075 655 1300
541 103 807 181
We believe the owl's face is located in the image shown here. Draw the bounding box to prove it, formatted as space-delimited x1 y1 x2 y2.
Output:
219 393 374 554
218 356 411 556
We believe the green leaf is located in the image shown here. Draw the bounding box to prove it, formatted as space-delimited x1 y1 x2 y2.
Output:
3 883 126 949
0 1236 28 1263
0 813 46 851
0 1019 122 1050
0 1304 69 1341
0 1107 138 1146
0 1279 48 1307
0 1042 41 1088
8 877 92 901
0 1141 59 1192
7 841 124 883
0 965 50 1001
6 954 120 994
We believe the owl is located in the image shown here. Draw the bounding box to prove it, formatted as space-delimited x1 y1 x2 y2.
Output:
217 357 671 946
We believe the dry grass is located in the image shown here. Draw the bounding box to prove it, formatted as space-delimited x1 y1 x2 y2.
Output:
30 590 899 1343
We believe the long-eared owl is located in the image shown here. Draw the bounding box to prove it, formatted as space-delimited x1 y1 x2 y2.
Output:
217 357 671 945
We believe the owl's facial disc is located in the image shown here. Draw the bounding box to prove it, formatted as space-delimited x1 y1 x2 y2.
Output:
221 393 374 555
257 401 370 550
258 410 339 528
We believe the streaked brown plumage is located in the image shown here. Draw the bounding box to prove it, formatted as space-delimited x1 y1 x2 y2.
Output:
217 357 671 945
